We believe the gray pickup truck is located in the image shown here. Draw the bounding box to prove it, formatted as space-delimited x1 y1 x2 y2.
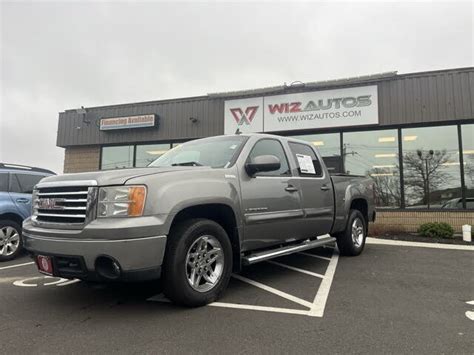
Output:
23 133 375 306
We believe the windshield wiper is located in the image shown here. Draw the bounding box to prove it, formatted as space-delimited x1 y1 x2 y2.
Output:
171 161 203 167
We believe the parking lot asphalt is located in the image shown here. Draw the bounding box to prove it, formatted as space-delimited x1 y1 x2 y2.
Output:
1 241 473 354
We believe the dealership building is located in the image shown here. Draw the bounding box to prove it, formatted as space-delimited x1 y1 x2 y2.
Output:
57 67 474 233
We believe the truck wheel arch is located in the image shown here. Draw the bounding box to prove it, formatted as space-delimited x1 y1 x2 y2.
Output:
0 213 24 227
168 204 242 272
349 198 369 229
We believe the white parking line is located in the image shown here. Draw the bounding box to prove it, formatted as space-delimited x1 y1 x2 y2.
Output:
57 279 81 287
366 237 474 251
0 262 35 271
307 250 339 317
209 302 310 316
298 252 332 261
232 274 313 309
266 260 325 279
44 276 70 286
149 249 339 318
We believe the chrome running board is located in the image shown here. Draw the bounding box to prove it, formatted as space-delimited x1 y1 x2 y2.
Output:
242 234 336 265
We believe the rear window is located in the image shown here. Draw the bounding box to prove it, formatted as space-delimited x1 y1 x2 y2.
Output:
0 173 8 192
10 173 46 194
288 142 323 177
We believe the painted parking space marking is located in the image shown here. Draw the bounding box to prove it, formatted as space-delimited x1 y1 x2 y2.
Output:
466 300 474 321
209 302 310 316
366 237 474 251
266 260 325 279
229 273 314 308
149 247 339 317
307 250 338 317
13 275 80 287
298 252 332 261
0 261 35 271
57 279 81 287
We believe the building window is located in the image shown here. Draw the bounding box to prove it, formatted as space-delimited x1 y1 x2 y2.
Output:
462 124 474 209
101 145 134 170
135 144 171 167
291 133 342 173
343 129 401 208
402 126 461 209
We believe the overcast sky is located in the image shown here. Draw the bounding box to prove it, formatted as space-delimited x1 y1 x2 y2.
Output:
1 0 472 174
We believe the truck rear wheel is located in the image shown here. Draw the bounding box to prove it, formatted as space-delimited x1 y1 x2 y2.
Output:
0 220 23 262
163 218 232 307
335 210 367 256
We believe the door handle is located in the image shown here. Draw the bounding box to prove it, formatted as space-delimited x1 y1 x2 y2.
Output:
285 185 299 192
16 198 29 204
320 185 330 191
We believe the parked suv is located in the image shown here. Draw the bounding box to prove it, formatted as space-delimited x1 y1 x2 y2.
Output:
0 163 55 261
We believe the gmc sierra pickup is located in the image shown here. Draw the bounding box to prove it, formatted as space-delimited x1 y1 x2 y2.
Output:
23 133 375 306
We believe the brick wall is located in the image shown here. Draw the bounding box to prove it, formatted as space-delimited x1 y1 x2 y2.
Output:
63 146 100 173
371 210 474 234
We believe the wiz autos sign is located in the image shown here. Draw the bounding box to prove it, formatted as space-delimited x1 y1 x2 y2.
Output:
224 85 378 134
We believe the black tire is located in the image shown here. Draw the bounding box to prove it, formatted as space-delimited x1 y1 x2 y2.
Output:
334 210 367 256
0 219 23 262
163 218 233 307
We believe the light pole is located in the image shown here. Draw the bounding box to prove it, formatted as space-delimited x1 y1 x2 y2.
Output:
417 149 434 208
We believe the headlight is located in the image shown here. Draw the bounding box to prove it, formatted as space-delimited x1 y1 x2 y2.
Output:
97 185 146 218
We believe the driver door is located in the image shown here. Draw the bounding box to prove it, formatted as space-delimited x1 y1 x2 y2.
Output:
240 138 304 251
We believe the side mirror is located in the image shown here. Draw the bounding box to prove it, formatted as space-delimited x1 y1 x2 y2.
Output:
245 155 281 176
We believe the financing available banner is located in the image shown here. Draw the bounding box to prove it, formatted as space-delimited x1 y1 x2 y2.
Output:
224 85 378 134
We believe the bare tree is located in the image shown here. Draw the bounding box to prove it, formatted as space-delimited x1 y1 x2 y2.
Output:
403 149 451 206
369 173 402 207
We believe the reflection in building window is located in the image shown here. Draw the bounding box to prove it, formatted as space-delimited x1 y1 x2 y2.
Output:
461 124 474 209
402 126 461 209
291 133 342 173
101 146 134 170
135 144 171 167
343 130 401 208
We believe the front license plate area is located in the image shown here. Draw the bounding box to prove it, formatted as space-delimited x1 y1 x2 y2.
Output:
37 255 54 275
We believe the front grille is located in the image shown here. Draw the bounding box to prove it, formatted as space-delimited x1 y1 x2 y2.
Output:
33 186 94 225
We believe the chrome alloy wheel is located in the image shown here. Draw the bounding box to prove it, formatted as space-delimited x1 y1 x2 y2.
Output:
185 235 224 293
351 218 365 248
0 226 20 256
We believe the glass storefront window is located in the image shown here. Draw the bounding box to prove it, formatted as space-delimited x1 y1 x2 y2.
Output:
292 133 342 173
402 126 461 209
135 144 171 167
343 129 401 207
461 124 474 209
101 146 134 170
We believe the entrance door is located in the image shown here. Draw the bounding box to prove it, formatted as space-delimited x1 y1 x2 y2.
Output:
240 138 304 251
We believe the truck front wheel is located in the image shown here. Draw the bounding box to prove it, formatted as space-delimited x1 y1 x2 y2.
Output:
163 218 233 307
335 210 367 256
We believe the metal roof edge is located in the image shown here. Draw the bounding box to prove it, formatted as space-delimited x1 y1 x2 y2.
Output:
61 67 474 114
62 94 209 114
207 71 398 98
207 67 474 99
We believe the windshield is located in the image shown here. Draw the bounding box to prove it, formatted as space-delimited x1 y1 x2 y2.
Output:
149 135 248 168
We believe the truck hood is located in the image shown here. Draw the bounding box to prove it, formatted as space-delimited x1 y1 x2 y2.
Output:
37 166 210 186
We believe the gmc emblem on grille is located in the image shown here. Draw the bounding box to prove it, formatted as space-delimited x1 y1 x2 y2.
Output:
38 198 65 210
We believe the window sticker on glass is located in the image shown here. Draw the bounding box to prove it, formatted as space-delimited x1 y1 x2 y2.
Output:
229 144 237 149
296 154 315 174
